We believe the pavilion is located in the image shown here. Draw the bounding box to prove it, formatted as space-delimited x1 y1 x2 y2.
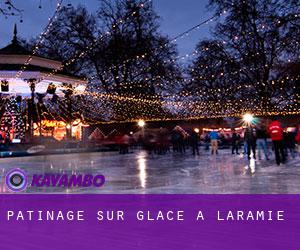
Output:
0 25 87 142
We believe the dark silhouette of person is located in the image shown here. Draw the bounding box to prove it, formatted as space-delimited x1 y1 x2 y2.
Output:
231 129 240 154
244 124 257 160
190 131 199 155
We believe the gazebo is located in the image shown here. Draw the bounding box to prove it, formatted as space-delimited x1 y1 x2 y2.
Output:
0 25 87 142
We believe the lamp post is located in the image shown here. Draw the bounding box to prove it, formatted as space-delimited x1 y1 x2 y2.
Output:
138 119 145 138
27 78 37 141
243 113 254 125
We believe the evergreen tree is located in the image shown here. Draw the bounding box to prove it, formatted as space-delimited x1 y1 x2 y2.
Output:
0 98 25 141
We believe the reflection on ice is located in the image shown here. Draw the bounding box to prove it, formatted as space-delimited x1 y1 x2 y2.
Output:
137 151 147 188
249 158 256 174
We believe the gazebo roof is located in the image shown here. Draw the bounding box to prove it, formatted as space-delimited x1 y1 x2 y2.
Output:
0 25 87 85
0 25 87 97
0 24 63 70
0 40 31 55
0 24 31 55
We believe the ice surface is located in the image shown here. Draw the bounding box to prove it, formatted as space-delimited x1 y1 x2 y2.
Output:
0 150 299 194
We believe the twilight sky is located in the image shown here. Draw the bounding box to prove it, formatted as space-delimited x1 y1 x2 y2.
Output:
0 0 214 57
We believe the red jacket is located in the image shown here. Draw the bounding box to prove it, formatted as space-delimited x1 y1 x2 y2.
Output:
268 121 283 141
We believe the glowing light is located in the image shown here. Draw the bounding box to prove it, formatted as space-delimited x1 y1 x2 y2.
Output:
243 113 254 123
75 85 86 93
138 120 145 127
137 151 147 188
249 158 256 174
194 128 200 133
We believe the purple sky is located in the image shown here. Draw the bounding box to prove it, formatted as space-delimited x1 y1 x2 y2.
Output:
0 0 214 57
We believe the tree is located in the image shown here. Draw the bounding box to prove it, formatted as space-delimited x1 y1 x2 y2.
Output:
93 0 181 95
0 0 22 18
35 0 182 121
187 0 300 116
186 40 242 117
32 5 96 75
0 97 25 141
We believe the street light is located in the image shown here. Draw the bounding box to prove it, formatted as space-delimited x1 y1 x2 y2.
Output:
138 120 145 128
138 120 145 139
243 113 254 124
194 128 200 133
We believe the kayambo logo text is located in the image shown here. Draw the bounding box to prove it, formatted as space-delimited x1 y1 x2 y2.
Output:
5 168 105 192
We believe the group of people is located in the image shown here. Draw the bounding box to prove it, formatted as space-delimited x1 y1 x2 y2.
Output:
209 119 300 165
117 119 300 167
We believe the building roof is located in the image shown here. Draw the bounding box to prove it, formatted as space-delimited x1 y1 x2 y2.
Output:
0 25 87 84
0 24 31 55
0 41 31 55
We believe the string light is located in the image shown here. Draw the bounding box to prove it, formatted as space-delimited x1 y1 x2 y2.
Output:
2 1 298 126
41 0 153 82
15 0 64 78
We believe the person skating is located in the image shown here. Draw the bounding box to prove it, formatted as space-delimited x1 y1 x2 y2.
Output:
256 125 269 160
284 128 296 159
268 119 286 165
244 124 257 160
209 129 219 155
190 130 200 156
231 129 240 154
204 133 210 151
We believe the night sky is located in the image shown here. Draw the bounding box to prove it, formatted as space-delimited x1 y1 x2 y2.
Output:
0 0 214 56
